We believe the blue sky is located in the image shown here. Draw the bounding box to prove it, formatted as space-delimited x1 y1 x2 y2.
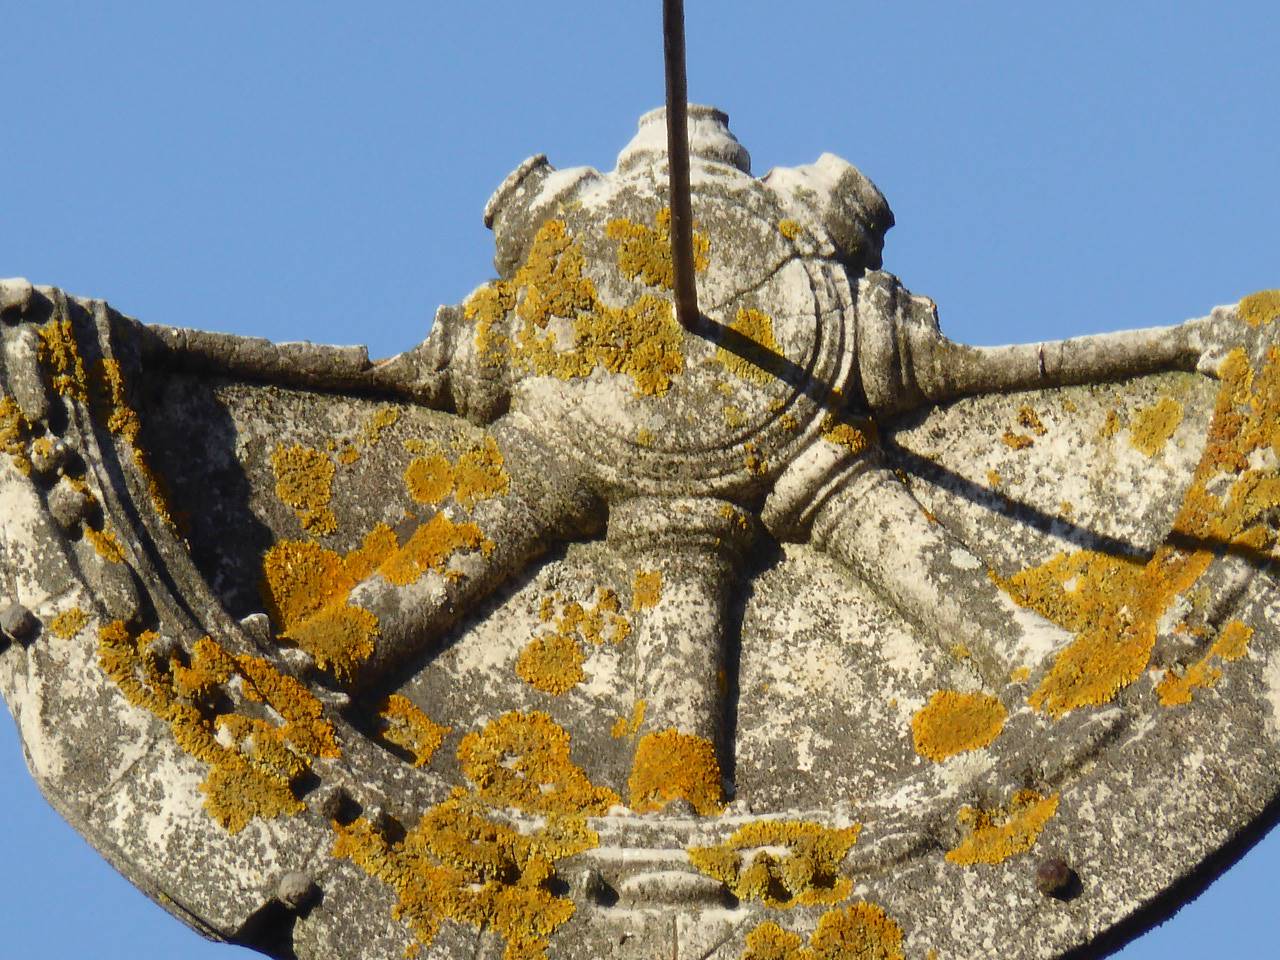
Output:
1 2 1276 957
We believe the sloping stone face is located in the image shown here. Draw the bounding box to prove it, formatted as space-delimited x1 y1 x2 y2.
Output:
1 112 1278 960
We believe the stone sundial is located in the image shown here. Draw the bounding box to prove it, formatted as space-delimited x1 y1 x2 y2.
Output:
3 10 1280 959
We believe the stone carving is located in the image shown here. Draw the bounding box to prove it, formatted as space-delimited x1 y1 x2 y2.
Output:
1 106 1278 959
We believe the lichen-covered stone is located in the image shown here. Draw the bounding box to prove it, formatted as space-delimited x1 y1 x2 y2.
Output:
0 108 1277 960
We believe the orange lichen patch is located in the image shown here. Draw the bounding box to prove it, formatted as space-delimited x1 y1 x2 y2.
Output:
362 406 400 447
689 819 861 908
778 219 802 241
537 588 631 647
605 206 709 290
49 607 89 639
97 622 337 833
632 569 663 611
337 443 360 466
261 539 376 681
377 513 491 587
1017 405 1048 436
463 219 686 397
809 904 906 960
36 318 89 402
89 359 175 527
911 691 1007 762
741 903 905 960
453 436 510 508
457 711 619 816
263 514 487 681
743 922 807 960
404 452 454 506
376 694 450 766
986 469 1002 488
1129 396 1184 457
1240 289 1280 327
716 307 782 385
1156 619 1254 706
611 699 646 739
83 523 125 563
515 633 586 695
1100 408 1123 441
1010 666 1031 683
945 790 1060 866
1000 430 1034 450
821 416 876 455
628 729 723 815
1002 346 1280 717
270 444 337 535
745 440 769 477
332 791 595 960
0 395 33 475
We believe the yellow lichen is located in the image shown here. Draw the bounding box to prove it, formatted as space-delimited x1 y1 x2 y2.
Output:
1002 345 1280 717
611 699 646 739
689 820 861 908
945 790 1059 866
515 633 586 695
741 903 905 960
463 219 686 397
821 416 875 455
632 569 663 611
362 406 400 446
1000 430 1034 450
97 622 337 834
49 607 89 639
605 206 709 290
337 443 360 465
376 694 450 766
1156 619 1254 706
910 691 1007 762
628 729 723 815
1240 289 1280 327
0 395 33 475
452 436 510 508
332 789 594 960
1100 408 1123 440
334 710 619 957
37 319 88 402
270 444 337 535
403 452 454 506
36 324 175 526
457 711 619 816
1129 396 1184 457
778 219 802 241
1017 405 1048 437
635 428 655 447
986 469 1002 489
716 307 782 385
724 404 748 429
84 524 126 564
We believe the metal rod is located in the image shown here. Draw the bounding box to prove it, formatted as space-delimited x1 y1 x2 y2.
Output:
663 0 699 329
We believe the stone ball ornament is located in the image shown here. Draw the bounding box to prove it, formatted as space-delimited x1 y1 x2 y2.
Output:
2 107 1279 960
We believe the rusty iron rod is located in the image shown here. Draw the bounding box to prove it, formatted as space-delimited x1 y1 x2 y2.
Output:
663 0 699 329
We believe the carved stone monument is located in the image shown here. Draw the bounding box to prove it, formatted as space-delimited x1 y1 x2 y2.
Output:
2 106 1279 959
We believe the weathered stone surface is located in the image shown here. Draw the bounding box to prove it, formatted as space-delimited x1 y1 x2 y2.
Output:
1 107 1278 959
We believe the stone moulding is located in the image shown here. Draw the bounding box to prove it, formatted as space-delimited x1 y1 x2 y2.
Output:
1 107 1279 959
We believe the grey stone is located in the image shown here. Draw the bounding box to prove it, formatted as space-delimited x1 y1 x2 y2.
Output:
0 603 37 644
274 872 318 912
46 476 91 531
1 107 1277 960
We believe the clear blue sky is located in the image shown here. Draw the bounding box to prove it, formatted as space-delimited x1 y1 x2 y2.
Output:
1 2 1276 957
